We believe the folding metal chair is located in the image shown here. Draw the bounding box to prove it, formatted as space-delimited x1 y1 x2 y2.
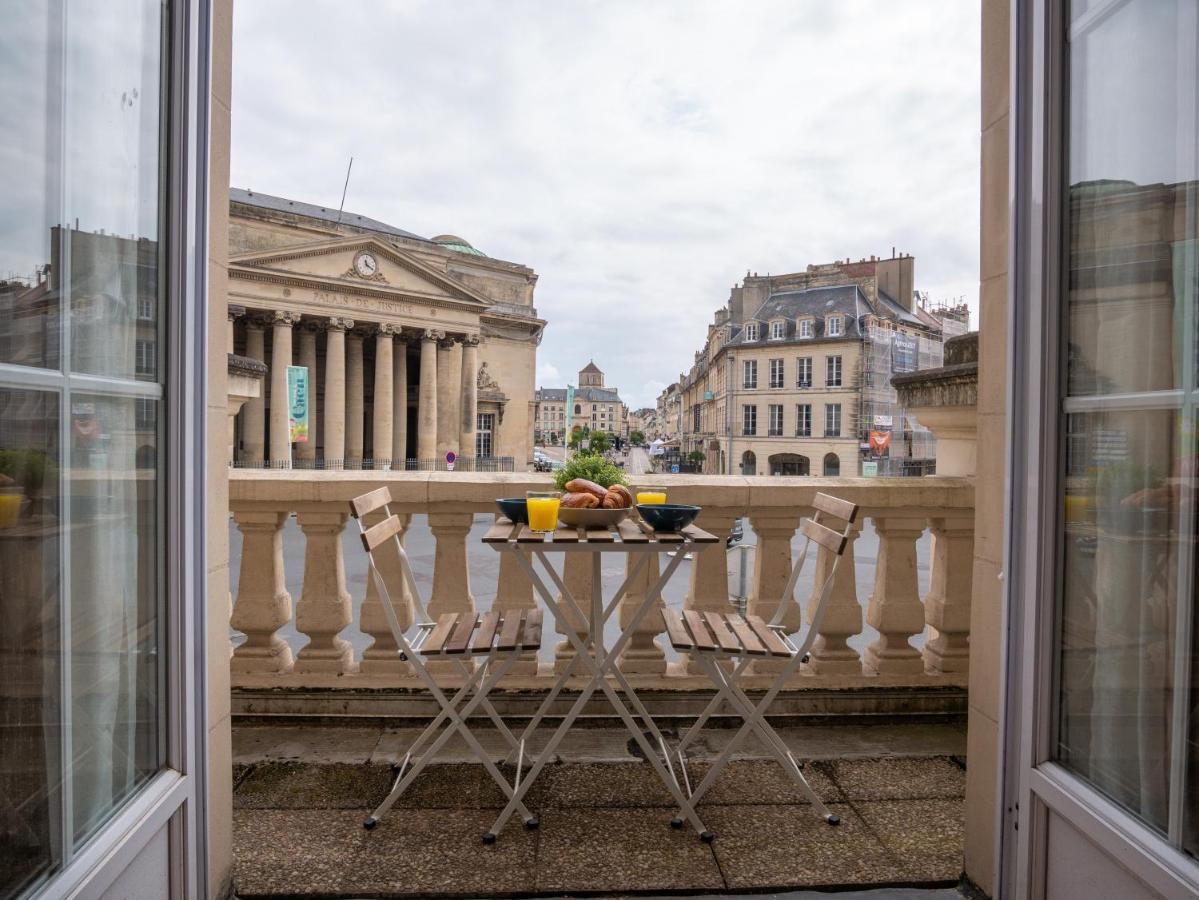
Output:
662 492 859 834
348 488 544 839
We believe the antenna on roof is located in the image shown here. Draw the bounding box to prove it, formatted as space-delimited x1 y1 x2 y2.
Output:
335 156 354 224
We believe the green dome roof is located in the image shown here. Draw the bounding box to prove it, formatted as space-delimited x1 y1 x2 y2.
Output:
431 234 487 257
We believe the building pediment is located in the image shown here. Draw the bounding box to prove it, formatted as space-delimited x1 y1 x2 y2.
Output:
229 236 493 309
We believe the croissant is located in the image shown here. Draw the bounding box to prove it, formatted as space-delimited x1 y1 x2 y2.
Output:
565 478 606 500
561 491 600 509
601 484 633 509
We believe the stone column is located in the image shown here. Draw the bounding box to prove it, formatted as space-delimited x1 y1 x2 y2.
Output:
922 515 974 673
227 303 244 354
346 329 365 467
296 323 318 464
554 554 593 675
747 511 803 674
435 336 457 458
323 317 353 469
269 310 300 468
372 324 398 468
230 510 293 674
392 332 409 467
417 329 443 461
618 551 667 675
293 510 356 674
459 334 479 462
681 507 740 674
864 516 927 674
241 318 266 465
805 522 863 674
427 512 476 677
360 511 414 677
493 522 539 680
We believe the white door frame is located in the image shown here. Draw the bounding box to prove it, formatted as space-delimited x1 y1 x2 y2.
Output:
1004 0 1199 896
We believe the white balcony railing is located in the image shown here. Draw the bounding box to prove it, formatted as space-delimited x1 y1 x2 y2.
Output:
227 471 974 714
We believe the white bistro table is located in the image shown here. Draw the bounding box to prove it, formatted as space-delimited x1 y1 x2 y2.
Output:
481 514 720 843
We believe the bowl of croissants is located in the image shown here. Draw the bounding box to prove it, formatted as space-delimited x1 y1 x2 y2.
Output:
557 478 635 527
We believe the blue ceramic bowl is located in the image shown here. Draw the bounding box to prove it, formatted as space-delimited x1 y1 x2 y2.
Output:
637 503 701 533
495 497 529 524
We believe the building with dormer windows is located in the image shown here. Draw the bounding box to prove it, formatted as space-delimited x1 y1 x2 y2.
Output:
674 253 968 476
534 361 629 445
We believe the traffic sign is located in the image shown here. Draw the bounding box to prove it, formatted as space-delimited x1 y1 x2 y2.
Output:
446 450 456 472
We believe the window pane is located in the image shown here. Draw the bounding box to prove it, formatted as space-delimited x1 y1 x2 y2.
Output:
65 0 164 383
1065 0 1197 398
0 387 62 896
69 393 162 842
0 6 60 369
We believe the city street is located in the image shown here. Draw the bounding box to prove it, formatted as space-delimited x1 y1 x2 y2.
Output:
229 501 931 664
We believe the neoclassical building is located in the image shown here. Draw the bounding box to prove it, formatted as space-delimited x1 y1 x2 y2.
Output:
534 361 629 444
226 190 545 469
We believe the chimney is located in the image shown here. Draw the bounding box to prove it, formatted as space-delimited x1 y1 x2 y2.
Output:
876 253 916 312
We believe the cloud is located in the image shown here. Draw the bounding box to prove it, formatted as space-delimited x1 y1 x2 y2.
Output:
231 0 980 416
536 362 560 384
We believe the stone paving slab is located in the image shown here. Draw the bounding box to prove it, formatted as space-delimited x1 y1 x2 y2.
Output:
232 754 967 896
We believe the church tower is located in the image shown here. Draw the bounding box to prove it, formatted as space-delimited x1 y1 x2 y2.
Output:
578 360 604 388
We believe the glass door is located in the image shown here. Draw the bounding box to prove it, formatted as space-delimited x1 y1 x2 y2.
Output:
1009 0 1199 895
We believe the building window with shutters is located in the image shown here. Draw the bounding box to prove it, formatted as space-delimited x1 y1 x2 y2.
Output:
770 320 784 340
797 356 812 388
825 403 841 437
799 319 813 339
476 412 495 457
742 404 757 436
743 359 757 388
744 322 759 341
768 404 783 436
769 358 784 388
826 315 843 337
826 354 842 387
796 403 812 437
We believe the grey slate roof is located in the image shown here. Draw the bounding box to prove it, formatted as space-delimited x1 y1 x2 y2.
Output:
536 388 567 401
231 188 426 242
730 284 867 344
876 288 925 327
537 387 622 403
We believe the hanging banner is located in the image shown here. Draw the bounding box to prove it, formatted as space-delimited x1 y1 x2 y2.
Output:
862 461 879 477
869 430 892 456
873 414 893 428
287 365 309 443
891 334 918 373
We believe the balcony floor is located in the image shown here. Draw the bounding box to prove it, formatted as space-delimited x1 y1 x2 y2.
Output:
231 722 967 897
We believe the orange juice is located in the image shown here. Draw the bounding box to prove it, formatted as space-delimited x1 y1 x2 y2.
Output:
636 491 667 505
526 493 561 532
0 489 22 528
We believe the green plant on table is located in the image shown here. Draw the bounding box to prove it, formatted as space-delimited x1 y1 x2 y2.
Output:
553 454 629 491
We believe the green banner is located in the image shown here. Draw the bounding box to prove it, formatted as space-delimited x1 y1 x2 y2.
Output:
288 365 309 443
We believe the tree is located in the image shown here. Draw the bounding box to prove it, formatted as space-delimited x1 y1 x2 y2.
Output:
589 431 612 455
687 449 706 467
629 430 646 447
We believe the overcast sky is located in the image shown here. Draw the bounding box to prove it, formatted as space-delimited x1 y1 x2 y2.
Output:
231 0 980 411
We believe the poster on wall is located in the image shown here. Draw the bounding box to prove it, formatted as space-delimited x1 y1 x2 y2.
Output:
892 334 918 373
869 430 892 456
288 365 309 443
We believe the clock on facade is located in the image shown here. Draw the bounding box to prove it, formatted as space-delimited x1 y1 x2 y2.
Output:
353 251 379 278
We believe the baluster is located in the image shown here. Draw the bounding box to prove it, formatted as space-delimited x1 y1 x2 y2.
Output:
922 515 974 673
427 511 476 677
618 550 666 675
681 508 740 674
359 510 414 676
294 510 356 674
804 521 863 674
864 516 927 674
494 528 539 679
230 510 293 675
554 553 592 675
747 512 802 674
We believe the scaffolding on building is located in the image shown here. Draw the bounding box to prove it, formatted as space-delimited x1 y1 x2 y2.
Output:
858 324 943 476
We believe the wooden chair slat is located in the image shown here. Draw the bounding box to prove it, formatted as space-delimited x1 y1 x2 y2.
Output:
682 610 717 651
495 611 523 652
746 614 792 657
703 611 742 653
482 520 520 543
516 525 544 543
361 514 403 553
813 492 858 524
800 517 847 555
520 609 544 649
661 608 693 650
585 526 614 543
726 615 768 656
470 611 501 652
422 614 459 655
444 614 479 654
350 487 392 519
616 520 649 543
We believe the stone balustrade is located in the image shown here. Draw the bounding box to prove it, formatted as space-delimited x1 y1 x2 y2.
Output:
228 470 974 714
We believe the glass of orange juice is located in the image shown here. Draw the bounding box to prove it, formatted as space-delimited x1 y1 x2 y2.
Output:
636 490 667 505
0 487 23 528
526 491 561 533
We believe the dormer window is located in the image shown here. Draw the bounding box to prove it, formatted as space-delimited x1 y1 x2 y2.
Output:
799 318 814 339
744 322 759 341
769 320 785 340
826 316 843 337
